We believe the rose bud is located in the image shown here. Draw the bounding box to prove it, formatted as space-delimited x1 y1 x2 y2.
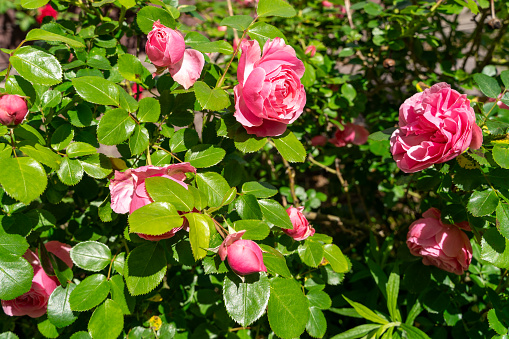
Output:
322 0 334 8
218 231 266 276
283 206 315 241
146 20 185 68
407 208 472 275
0 94 29 127
390 82 483 173
305 45 317 58
217 26 227 32
311 135 327 147
227 240 267 276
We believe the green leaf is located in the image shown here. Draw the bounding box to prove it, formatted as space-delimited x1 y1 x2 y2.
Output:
258 199 293 229
72 76 120 106
145 176 194 212
47 284 78 328
184 144 226 168
473 73 501 99
223 272 270 327
137 97 160 123
97 108 136 145
69 274 110 311
187 213 214 260
20 0 49 9
247 22 286 47
119 87 139 113
69 332 92 339
331 324 381 339
220 15 254 30
189 185 208 210
88 299 124 339
40 90 62 111
125 242 167 296
306 307 327 338
51 124 74 151
323 244 350 273
14 124 45 145
19 144 61 170
0 232 29 257
6 75 36 105
467 189 499 217
306 290 332 309
57 157 84 186
70 241 112 272
66 142 97 158
0 254 33 300
341 83 357 103
194 81 230 111
493 145 509 169
0 332 20 339
87 55 111 70
11 46 62 86
257 0 296 18
260 245 292 278
498 203 509 240
129 202 182 235
367 128 397 142
233 220 270 240
343 295 388 325
236 194 263 220
234 127 267 153
37 318 60 338
169 128 199 153
117 53 148 83
298 240 324 267
272 131 306 163
0 157 47 204
488 309 508 335
481 228 509 269
129 125 150 156
80 154 112 179
109 274 134 315
136 6 176 34
501 70 509 89
196 172 231 208
242 181 277 198
386 267 401 322
268 277 310 339
67 103 93 128
187 41 234 55
398 323 431 339
26 29 85 48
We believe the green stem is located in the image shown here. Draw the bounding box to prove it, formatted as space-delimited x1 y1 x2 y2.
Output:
146 146 152 165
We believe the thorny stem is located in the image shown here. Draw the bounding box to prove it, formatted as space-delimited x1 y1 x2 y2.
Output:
307 155 336 174
5 39 26 81
107 253 118 280
9 129 16 157
282 157 299 207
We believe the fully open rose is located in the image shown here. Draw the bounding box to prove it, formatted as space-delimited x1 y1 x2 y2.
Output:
234 37 306 137
2 241 72 318
407 208 472 275
390 82 483 173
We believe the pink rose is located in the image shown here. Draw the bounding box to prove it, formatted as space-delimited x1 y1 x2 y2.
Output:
109 163 196 240
407 208 472 275
330 123 369 147
311 135 327 147
2 241 72 318
0 95 28 127
390 83 483 173
36 4 57 24
234 38 306 137
305 45 317 57
283 206 315 241
218 231 267 276
217 26 227 32
487 93 509 110
322 0 334 8
168 49 205 90
146 20 185 68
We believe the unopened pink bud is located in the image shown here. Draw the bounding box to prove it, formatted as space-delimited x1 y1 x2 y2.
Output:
283 206 315 241
226 239 267 276
305 45 317 57
0 95 28 126
322 0 334 8
217 26 227 32
145 20 185 68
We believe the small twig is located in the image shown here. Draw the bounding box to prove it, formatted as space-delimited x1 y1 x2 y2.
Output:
152 145 183 162
308 155 336 174
146 146 152 166
344 0 354 29
282 157 299 207
213 218 227 239
335 158 357 223
490 0 496 20
226 0 239 48
107 253 118 280
304 211 355 235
